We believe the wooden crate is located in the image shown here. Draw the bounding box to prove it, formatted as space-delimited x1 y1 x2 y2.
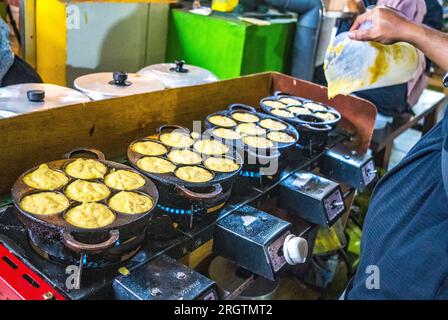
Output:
0 72 376 195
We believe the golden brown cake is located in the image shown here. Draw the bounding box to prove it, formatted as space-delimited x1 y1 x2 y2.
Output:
208 115 237 128
168 149 202 165
23 164 69 190
137 157 176 174
65 180 111 202
159 132 194 148
20 192 69 215
231 112 260 123
131 141 167 156
104 170 145 191
267 131 295 143
175 166 214 183
108 191 154 214
314 112 337 121
193 140 229 156
242 136 274 149
259 119 287 131
236 123 267 136
65 203 115 229
65 159 107 180
204 157 239 173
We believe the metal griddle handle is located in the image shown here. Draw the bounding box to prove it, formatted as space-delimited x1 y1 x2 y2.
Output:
62 230 120 253
63 147 106 161
176 183 223 200
157 125 190 135
273 91 289 99
228 104 257 113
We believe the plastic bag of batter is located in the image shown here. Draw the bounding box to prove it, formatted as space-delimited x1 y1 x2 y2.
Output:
324 31 419 99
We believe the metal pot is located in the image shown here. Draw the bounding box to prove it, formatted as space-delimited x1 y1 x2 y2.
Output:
74 71 165 100
11 148 159 267
138 60 218 88
0 83 90 118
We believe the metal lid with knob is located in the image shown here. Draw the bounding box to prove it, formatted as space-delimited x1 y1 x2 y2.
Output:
138 60 218 88
0 83 90 119
74 72 165 100
283 234 308 265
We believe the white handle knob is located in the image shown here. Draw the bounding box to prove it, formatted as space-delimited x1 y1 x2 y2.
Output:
283 234 308 265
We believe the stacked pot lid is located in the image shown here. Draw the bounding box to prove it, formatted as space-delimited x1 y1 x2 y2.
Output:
138 60 218 88
74 71 165 100
0 83 91 119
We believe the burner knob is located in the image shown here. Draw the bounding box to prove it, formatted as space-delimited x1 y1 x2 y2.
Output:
283 235 308 265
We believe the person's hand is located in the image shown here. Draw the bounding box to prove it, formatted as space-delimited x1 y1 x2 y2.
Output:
348 6 414 44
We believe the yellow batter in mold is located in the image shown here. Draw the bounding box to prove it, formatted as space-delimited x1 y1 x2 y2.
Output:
168 149 202 165
236 123 267 136
160 132 193 148
279 97 302 105
131 141 167 156
243 136 274 149
212 128 241 140
108 191 154 214
267 132 295 143
65 203 115 229
208 115 237 128
204 157 239 173
65 159 107 180
271 109 294 118
194 140 229 156
20 192 69 215
259 119 287 131
263 100 287 109
137 157 176 174
231 112 260 123
104 170 145 191
175 166 214 183
65 180 110 202
23 164 69 190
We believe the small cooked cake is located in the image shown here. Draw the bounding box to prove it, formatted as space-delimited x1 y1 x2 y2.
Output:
175 166 214 183
304 102 328 112
104 170 145 191
267 132 295 143
65 159 107 180
168 149 202 165
259 119 287 131
208 115 237 128
20 192 69 215
65 180 110 202
23 164 69 190
137 157 176 174
212 128 241 140
131 140 167 156
159 132 193 148
288 106 312 115
279 97 302 105
231 112 259 123
65 203 115 229
194 140 229 156
236 123 267 136
243 136 274 149
108 191 154 214
204 157 239 173
314 112 337 121
271 109 294 118
263 100 287 109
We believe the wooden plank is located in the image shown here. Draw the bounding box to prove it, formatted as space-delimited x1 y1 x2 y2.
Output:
0 73 272 194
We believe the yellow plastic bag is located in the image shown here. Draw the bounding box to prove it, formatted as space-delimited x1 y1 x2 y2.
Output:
324 32 419 99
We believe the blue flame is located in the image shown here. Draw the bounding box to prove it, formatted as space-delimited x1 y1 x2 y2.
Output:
157 204 192 215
